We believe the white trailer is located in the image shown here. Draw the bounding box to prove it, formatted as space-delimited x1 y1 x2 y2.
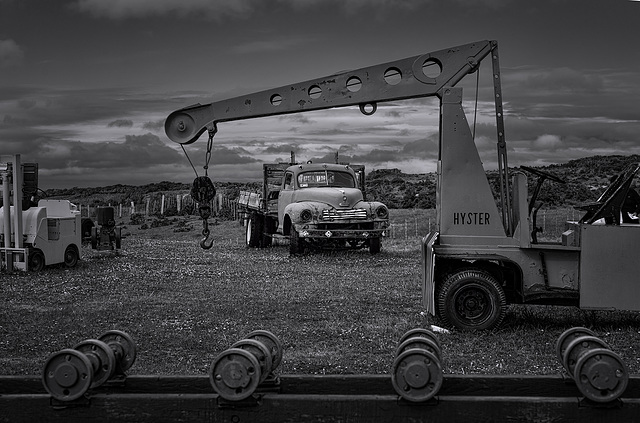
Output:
0 155 81 272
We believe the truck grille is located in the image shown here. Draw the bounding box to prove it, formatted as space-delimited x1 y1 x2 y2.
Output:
322 209 368 221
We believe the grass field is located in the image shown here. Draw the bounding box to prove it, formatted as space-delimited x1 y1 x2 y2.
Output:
1 209 639 378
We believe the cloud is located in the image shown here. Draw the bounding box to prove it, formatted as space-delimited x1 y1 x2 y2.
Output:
71 0 254 20
107 119 134 128
0 39 24 68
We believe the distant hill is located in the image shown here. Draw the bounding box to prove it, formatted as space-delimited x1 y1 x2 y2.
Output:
44 154 640 210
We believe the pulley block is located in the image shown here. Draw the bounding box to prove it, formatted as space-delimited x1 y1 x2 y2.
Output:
98 330 137 373
231 338 274 383
191 176 216 203
574 347 629 403
397 328 442 350
209 347 262 401
562 335 610 377
555 327 596 366
396 337 442 361
42 349 94 401
73 339 117 388
245 330 284 371
391 349 443 403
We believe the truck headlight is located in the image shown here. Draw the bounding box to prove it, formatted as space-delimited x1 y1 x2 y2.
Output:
300 209 313 222
375 205 388 219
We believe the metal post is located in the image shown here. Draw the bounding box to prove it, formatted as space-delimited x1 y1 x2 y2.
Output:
1 165 12 271
12 155 23 249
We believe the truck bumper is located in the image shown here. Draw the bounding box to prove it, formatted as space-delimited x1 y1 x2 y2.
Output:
294 226 386 240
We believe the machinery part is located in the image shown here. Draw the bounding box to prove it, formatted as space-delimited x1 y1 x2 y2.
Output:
520 166 566 185
245 330 284 371
42 348 93 401
246 213 263 248
73 339 117 388
63 245 79 268
368 237 381 255
562 335 610 377
289 229 305 255
231 339 273 383
81 217 95 238
574 347 629 403
98 330 137 373
28 249 45 272
555 327 597 366
262 217 276 247
91 227 98 249
396 337 442 361
397 328 442 350
115 227 122 249
437 269 506 330
209 348 261 401
391 349 443 403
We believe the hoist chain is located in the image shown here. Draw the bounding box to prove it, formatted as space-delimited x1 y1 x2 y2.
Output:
191 124 218 249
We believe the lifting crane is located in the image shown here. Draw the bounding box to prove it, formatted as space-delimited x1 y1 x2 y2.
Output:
165 40 640 330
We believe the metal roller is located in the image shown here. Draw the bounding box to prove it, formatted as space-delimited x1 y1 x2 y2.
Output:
555 327 596 366
574 347 629 403
391 349 443 403
396 336 442 361
209 348 262 401
562 335 610 377
98 330 137 373
397 328 441 350
245 330 283 371
231 338 274 383
73 339 117 388
42 349 94 401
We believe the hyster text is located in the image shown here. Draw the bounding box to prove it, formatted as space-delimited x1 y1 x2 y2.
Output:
453 212 491 225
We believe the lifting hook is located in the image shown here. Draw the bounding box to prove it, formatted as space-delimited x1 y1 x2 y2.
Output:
200 226 214 250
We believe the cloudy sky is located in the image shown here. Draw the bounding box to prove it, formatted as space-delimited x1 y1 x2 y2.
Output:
1 0 639 189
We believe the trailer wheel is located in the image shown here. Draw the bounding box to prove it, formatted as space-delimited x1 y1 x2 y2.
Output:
29 249 45 272
437 269 506 330
368 237 381 254
64 245 79 268
246 214 263 248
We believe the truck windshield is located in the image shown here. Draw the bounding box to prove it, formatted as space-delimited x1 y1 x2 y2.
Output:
298 171 355 188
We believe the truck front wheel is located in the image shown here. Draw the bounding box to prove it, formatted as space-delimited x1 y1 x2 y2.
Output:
437 269 506 330
289 229 305 255
246 214 264 248
369 237 381 254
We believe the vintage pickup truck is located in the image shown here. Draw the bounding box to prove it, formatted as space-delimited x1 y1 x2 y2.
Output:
238 161 389 255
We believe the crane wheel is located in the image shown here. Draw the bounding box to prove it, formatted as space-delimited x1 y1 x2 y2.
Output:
437 268 506 330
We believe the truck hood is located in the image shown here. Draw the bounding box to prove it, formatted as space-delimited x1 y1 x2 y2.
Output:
295 187 363 208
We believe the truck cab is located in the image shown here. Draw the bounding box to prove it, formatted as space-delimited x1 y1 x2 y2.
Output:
277 163 388 255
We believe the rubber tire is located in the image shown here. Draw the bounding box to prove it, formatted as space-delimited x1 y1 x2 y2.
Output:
91 227 98 249
289 229 305 255
64 245 79 268
115 227 122 249
369 237 381 255
29 249 45 272
246 214 263 248
437 268 506 330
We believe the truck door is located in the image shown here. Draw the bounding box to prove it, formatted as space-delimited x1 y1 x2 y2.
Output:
278 171 295 231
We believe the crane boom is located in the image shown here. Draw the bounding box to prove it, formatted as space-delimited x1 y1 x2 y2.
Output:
165 40 495 145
